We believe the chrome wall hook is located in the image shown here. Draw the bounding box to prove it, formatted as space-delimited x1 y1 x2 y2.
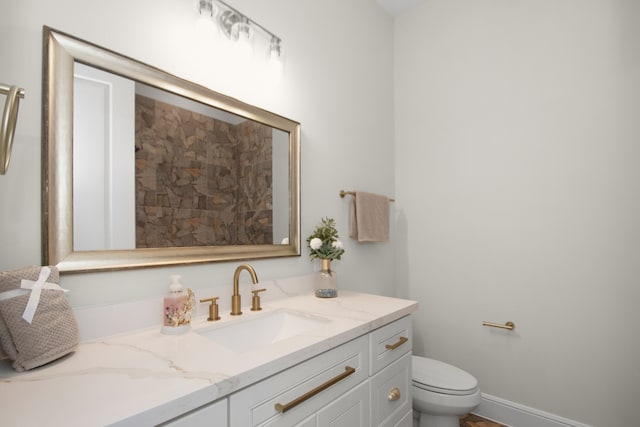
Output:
0 83 25 175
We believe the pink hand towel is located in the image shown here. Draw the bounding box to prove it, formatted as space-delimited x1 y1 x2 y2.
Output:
349 191 390 242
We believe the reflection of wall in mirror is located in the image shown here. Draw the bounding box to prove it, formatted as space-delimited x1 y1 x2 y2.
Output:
134 95 273 248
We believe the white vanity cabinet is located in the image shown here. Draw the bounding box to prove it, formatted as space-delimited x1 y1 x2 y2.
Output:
229 315 413 427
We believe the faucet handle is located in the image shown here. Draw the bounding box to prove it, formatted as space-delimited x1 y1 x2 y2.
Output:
250 288 267 311
200 297 221 321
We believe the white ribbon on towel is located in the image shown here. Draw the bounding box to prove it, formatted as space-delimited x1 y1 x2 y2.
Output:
0 288 29 301
19 267 68 324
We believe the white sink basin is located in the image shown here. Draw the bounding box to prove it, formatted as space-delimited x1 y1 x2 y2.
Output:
196 310 330 353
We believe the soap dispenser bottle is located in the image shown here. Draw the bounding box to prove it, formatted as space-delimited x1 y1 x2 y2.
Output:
161 275 194 335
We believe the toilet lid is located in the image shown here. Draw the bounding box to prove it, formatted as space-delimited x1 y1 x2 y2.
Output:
412 356 478 396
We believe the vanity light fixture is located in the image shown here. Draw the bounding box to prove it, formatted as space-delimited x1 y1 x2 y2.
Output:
196 0 283 64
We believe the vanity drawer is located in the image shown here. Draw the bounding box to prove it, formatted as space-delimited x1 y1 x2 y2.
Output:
370 315 412 374
370 352 412 427
230 335 369 427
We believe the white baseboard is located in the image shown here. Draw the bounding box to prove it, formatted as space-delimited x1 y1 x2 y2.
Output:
473 393 592 427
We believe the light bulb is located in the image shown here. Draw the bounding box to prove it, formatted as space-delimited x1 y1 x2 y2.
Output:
268 37 282 61
196 0 218 18
195 0 217 37
233 20 254 58
267 37 283 78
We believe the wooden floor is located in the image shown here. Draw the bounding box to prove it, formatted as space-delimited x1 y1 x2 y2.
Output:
460 413 506 427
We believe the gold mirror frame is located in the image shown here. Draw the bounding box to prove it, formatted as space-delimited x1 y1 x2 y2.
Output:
42 27 300 273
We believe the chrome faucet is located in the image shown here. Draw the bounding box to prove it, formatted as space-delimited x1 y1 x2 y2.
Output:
231 264 259 315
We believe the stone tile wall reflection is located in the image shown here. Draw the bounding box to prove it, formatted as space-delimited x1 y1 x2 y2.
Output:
134 95 273 248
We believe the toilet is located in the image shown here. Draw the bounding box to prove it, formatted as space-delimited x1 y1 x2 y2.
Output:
412 355 482 427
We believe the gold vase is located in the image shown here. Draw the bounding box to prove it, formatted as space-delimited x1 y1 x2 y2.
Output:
314 258 338 298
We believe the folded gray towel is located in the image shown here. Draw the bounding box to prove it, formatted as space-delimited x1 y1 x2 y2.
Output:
349 191 390 242
0 266 78 371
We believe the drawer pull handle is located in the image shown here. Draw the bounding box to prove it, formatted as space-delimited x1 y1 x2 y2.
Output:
385 336 408 350
274 366 356 414
388 387 401 401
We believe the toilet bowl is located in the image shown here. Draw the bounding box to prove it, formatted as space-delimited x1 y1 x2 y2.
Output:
412 355 481 427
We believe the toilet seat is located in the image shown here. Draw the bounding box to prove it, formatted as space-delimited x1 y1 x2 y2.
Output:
412 355 478 396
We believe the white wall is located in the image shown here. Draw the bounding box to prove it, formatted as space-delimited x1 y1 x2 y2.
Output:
0 0 395 306
394 1 640 426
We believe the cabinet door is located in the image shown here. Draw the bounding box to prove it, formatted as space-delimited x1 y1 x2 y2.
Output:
161 398 227 427
294 414 316 427
394 410 413 427
317 381 370 427
370 352 412 427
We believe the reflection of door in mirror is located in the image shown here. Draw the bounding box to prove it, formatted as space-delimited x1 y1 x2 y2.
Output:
73 63 285 251
73 63 136 251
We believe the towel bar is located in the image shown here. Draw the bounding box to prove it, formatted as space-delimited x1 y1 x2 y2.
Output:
1 83 25 175
482 321 515 330
0 84 25 99
339 190 395 202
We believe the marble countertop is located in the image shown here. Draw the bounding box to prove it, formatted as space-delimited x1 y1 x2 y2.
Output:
0 290 417 426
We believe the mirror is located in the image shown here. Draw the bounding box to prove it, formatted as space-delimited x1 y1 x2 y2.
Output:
42 27 300 273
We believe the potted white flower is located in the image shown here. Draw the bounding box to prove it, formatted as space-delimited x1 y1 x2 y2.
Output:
307 217 345 297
